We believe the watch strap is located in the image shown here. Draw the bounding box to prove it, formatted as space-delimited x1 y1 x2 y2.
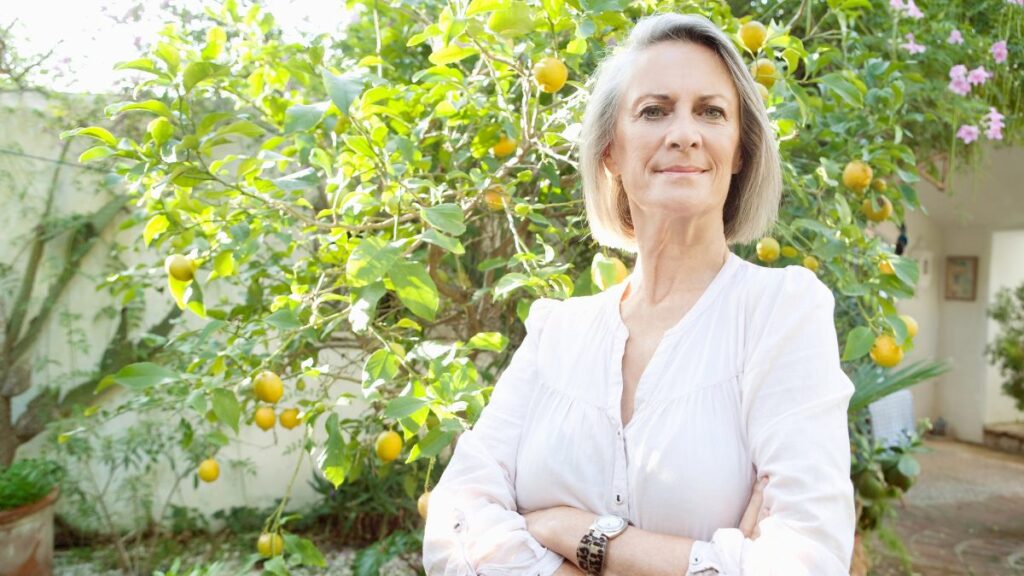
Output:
576 528 609 576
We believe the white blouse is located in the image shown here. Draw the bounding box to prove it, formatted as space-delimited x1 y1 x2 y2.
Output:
422 251 856 575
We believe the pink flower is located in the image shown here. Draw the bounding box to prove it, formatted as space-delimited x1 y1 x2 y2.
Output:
900 33 926 54
967 66 992 85
890 0 905 9
948 77 971 95
948 30 964 45
904 0 924 18
957 125 980 144
985 108 1006 140
992 40 1008 63
949 64 968 79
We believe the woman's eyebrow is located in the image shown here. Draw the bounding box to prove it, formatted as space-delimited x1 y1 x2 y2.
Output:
630 92 732 107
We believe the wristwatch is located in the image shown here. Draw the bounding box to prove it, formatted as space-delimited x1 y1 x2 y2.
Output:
576 515 629 576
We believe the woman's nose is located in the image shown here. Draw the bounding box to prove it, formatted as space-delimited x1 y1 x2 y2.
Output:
665 114 701 150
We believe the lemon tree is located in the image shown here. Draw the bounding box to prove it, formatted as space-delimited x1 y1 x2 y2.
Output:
61 0 1022 565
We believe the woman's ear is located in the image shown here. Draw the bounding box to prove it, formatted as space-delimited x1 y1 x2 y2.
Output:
603 145 620 177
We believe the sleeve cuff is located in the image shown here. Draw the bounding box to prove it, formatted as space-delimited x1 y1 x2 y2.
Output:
687 538 726 575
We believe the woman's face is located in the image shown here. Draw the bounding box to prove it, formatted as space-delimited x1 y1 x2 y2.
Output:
604 41 742 227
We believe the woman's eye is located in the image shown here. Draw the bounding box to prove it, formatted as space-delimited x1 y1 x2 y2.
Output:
703 107 725 119
640 106 666 119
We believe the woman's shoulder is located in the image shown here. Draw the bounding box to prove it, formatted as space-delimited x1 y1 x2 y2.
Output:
732 256 834 309
523 289 613 335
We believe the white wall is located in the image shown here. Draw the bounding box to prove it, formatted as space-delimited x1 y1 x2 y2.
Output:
985 231 1024 425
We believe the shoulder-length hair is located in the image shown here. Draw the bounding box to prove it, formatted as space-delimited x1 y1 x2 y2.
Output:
579 13 782 253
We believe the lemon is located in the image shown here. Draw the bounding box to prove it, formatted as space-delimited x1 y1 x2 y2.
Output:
279 408 300 430
780 245 799 259
879 260 895 275
257 532 284 557
756 237 780 263
483 186 509 211
591 255 628 291
165 254 195 282
254 370 284 404
843 160 873 193
418 491 431 519
197 458 219 483
870 334 904 368
254 406 275 431
375 430 402 462
739 21 768 52
491 135 517 158
861 197 893 222
751 59 777 88
533 57 568 93
802 256 819 272
899 314 919 339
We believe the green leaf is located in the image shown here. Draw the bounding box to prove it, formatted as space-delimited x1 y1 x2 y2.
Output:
111 362 180 390
362 349 400 392
493 272 530 299
209 251 236 280
273 168 319 191
388 261 440 321
468 0 506 15
183 61 229 92
322 70 364 114
154 42 180 75
266 308 301 330
818 72 864 108
408 427 454 462
891 256 920 287
346 237 402 287
283 534 327 568
420 203 466 236
318 414 349 488
466 332 509 352
842 326 875 361
486 2 535 37
210 388 241 433
60 126 118 146
284 102 329 133
384 395 429 419
420 229 465 255
79 146 115 163
349 282 386 333
212 120 265 139
113 57 164 75
201 26 227 60
105 99 172 118
428 45 480 66
143 214 169 247
897 455 920 477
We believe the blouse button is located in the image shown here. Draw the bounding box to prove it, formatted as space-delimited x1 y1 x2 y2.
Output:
615 493 622 503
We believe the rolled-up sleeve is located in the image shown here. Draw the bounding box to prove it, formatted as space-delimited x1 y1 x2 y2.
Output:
688 268 856 575
423 298 566 576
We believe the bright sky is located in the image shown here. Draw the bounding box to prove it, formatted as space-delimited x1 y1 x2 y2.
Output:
1 0 349 93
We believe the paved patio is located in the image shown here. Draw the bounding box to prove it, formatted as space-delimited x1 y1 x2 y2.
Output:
872 437 1024 575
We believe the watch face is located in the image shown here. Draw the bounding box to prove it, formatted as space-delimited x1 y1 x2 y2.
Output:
595 515 627 536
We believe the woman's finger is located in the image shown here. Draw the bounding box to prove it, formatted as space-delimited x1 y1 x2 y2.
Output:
739 477 767 537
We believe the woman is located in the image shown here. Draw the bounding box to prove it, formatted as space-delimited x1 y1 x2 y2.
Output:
423 12 855 576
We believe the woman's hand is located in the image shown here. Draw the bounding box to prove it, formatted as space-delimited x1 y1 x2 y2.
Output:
738 476 770 539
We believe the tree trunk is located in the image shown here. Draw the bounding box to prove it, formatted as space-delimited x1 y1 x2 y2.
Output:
0 396 16 467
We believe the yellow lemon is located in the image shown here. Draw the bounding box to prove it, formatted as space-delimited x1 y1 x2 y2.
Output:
279 408 300 430
872 178 888 192
756 82 770 105
375 430 402 462
879 260 895 275
491 135 517 158
802 256 819 272
899 314 919 339
751 59 777 88
257 532 284 557
197 458 219 483
861 197 893 222
165 254 195 282
483 186 509 211
418 491 431 519
254 370 284 404
870 334 904 368
843 160 873 193
756 237 780 263
739 21 768 52
781 245 799 259
591 255 628 291
533 57 568 93
254 406 275 431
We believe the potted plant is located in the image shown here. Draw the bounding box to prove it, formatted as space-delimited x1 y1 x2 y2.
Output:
0 459 63 576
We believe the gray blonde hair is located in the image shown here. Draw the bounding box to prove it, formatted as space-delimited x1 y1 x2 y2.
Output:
579 13 782 253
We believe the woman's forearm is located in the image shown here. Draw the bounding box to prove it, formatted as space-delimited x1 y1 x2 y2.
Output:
529 507 695 576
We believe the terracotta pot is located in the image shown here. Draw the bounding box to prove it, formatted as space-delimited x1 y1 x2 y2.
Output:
0 487 59 576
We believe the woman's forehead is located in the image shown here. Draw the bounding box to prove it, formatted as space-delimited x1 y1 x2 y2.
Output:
624 42 737 101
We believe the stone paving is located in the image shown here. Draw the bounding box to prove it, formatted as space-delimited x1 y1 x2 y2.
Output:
872 437 1024 576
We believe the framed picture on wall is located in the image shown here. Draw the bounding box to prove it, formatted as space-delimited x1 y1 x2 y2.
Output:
945 256 978 301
